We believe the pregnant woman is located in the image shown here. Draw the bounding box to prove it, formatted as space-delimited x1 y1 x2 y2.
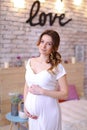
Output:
24 30 68 130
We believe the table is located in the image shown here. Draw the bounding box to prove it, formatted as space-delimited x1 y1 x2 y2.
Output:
6 112 28 130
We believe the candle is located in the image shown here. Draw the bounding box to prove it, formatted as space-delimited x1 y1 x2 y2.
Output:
71 57 76 64
4 62 9 68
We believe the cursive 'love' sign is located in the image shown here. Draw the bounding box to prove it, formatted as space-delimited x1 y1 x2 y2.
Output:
26 1 72 27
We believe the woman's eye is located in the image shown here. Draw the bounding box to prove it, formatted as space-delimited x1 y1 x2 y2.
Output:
40 40 44 44
48 42 52 46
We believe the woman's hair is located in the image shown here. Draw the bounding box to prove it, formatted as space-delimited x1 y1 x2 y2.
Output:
37 30 62 71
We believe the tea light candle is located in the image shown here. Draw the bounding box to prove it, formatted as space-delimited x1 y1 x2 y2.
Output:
71 57 76 64
4 62 9 68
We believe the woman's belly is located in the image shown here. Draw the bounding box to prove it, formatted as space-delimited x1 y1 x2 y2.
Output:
25 92 58 117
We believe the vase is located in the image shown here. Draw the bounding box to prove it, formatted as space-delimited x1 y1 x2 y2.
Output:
11 103 18 116
16 57 22 67
20 101 24 112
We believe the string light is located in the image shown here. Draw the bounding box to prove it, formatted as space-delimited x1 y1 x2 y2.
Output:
55 0 64 13
73 0 82 6
12 0 25 8
39 0 45 2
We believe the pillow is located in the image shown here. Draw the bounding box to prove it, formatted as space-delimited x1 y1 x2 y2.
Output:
59 99 66 103
67 84 79 100
59 84 79 103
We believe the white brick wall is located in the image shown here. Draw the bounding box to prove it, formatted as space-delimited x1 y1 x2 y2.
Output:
0 0 87 96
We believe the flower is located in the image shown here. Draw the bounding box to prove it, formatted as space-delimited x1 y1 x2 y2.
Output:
9 92 23 104
17 56 21 59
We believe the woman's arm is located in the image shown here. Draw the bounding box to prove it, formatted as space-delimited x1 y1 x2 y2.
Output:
44 75 68 100
29 75 68 100
24 82 28 102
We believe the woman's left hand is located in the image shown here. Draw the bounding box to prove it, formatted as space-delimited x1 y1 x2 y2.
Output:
28 85 44 95
24 107 38 119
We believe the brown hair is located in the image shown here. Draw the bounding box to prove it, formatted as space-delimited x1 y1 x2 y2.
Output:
37 30 62 71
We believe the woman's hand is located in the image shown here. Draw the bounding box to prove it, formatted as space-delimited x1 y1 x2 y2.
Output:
29 85 44 95
24 107 38 119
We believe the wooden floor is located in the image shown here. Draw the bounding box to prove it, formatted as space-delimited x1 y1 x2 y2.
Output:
0 124 28 130
0 125 17 130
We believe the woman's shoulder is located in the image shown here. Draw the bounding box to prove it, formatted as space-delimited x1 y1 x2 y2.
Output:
56 63 66 79
58 63 65 69
27 56 39 66
29 56 39 63
27 56 37 61
55 63 66 74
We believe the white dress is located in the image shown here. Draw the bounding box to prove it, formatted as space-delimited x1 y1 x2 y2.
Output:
25 59 66 130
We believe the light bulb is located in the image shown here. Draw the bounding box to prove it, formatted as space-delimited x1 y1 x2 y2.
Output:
55 0 64 13
13 0 25 8
73 0 82 6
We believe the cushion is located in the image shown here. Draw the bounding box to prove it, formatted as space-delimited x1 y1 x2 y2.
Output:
59 99 66 103
67 84 79 100
59 84 79 103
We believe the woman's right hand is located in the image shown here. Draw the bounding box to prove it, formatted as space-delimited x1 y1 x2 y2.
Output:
24 107 38 119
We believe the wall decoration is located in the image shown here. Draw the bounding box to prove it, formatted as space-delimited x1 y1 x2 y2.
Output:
75 45 84 62
26 0 72 27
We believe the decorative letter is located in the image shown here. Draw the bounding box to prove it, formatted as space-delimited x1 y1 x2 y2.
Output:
26 1 72 27
26 1 40 26
46 13 59 26
39 12 46 26
59 13 72 26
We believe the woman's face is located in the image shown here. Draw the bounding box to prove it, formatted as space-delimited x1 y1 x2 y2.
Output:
38 34 53 56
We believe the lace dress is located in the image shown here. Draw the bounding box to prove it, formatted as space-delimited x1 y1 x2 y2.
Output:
25 59 66 130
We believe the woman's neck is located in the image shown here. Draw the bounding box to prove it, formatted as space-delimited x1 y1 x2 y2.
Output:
39 55 49 63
